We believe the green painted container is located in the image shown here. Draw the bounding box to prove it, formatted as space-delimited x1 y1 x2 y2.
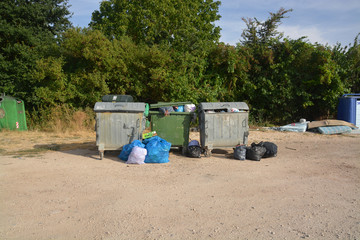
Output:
149 102 194 155
0 94 28 131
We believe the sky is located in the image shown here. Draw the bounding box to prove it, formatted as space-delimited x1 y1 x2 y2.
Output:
68 0 360 47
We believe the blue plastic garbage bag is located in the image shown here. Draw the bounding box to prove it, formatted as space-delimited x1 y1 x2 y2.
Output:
143 136 171 163
174 105 184 112
118 140 145 161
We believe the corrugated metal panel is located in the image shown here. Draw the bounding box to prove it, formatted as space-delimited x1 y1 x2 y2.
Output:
94 102 145 112
150 112 191 147
200 112 249 148
96 112 145 150
199 102 249 111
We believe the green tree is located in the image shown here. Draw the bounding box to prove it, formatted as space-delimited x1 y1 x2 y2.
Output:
0 0 71 107
90 0 221 53
205 44 250 102
346 36 360 93
332 34 360 93
237 8 344 123
241 8 292 46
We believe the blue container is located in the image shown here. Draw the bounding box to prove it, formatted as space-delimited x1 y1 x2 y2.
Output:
337 94 360 127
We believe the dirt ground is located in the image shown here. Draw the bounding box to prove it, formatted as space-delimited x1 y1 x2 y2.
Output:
0 129 359 240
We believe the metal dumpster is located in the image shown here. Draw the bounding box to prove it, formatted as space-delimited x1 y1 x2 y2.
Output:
198 102 249 157
94 102 146 159
149 102 194 155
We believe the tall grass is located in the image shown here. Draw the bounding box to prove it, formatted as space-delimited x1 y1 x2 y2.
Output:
27 104 95 133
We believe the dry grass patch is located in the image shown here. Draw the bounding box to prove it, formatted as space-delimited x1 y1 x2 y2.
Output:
0 130 96 156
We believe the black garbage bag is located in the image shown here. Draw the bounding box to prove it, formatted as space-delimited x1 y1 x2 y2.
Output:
234 145 246 160
246 143 266 161
188 146 202 158
261 141 278 158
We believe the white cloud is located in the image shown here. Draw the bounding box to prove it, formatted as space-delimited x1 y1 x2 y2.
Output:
278 25 329 44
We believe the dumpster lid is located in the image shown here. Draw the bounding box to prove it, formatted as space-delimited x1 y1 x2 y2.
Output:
149 102 192 108
94 102 145 112
199 102 249 111
341 93 360 98
101 95 133 102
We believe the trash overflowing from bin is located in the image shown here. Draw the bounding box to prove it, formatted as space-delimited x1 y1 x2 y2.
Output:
157 103 196 116
119 136 171 164
159 106 175 116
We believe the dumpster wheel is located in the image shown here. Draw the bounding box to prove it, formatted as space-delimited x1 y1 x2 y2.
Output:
99 151 104 160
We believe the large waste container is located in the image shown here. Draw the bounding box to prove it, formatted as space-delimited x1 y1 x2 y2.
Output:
149 102 194 155
94 102 146 159
337 94 360 127
0 94 28 131
198 102 249 157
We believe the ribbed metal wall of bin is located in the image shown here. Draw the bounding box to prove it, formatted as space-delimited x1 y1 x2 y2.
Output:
199 102 249 157
94 102 146 159
337 94 360 127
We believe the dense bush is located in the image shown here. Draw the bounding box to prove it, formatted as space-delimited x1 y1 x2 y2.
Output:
1 1 359 130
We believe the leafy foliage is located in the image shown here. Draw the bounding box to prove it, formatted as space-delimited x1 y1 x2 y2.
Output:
90 0 221 53
236 9 347 123
1 1 359 129
0 0 72 107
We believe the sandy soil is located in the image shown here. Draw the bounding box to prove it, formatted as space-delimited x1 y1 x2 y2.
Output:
0 129 359 240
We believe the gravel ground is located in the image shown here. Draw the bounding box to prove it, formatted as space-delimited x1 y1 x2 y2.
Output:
0 129 359 240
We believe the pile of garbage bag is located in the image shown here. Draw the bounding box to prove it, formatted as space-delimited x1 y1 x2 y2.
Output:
234 142 278 161
119 136 171 164
182 140 278 161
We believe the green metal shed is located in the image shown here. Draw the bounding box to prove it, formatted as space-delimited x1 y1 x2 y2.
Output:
0 94 28 131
